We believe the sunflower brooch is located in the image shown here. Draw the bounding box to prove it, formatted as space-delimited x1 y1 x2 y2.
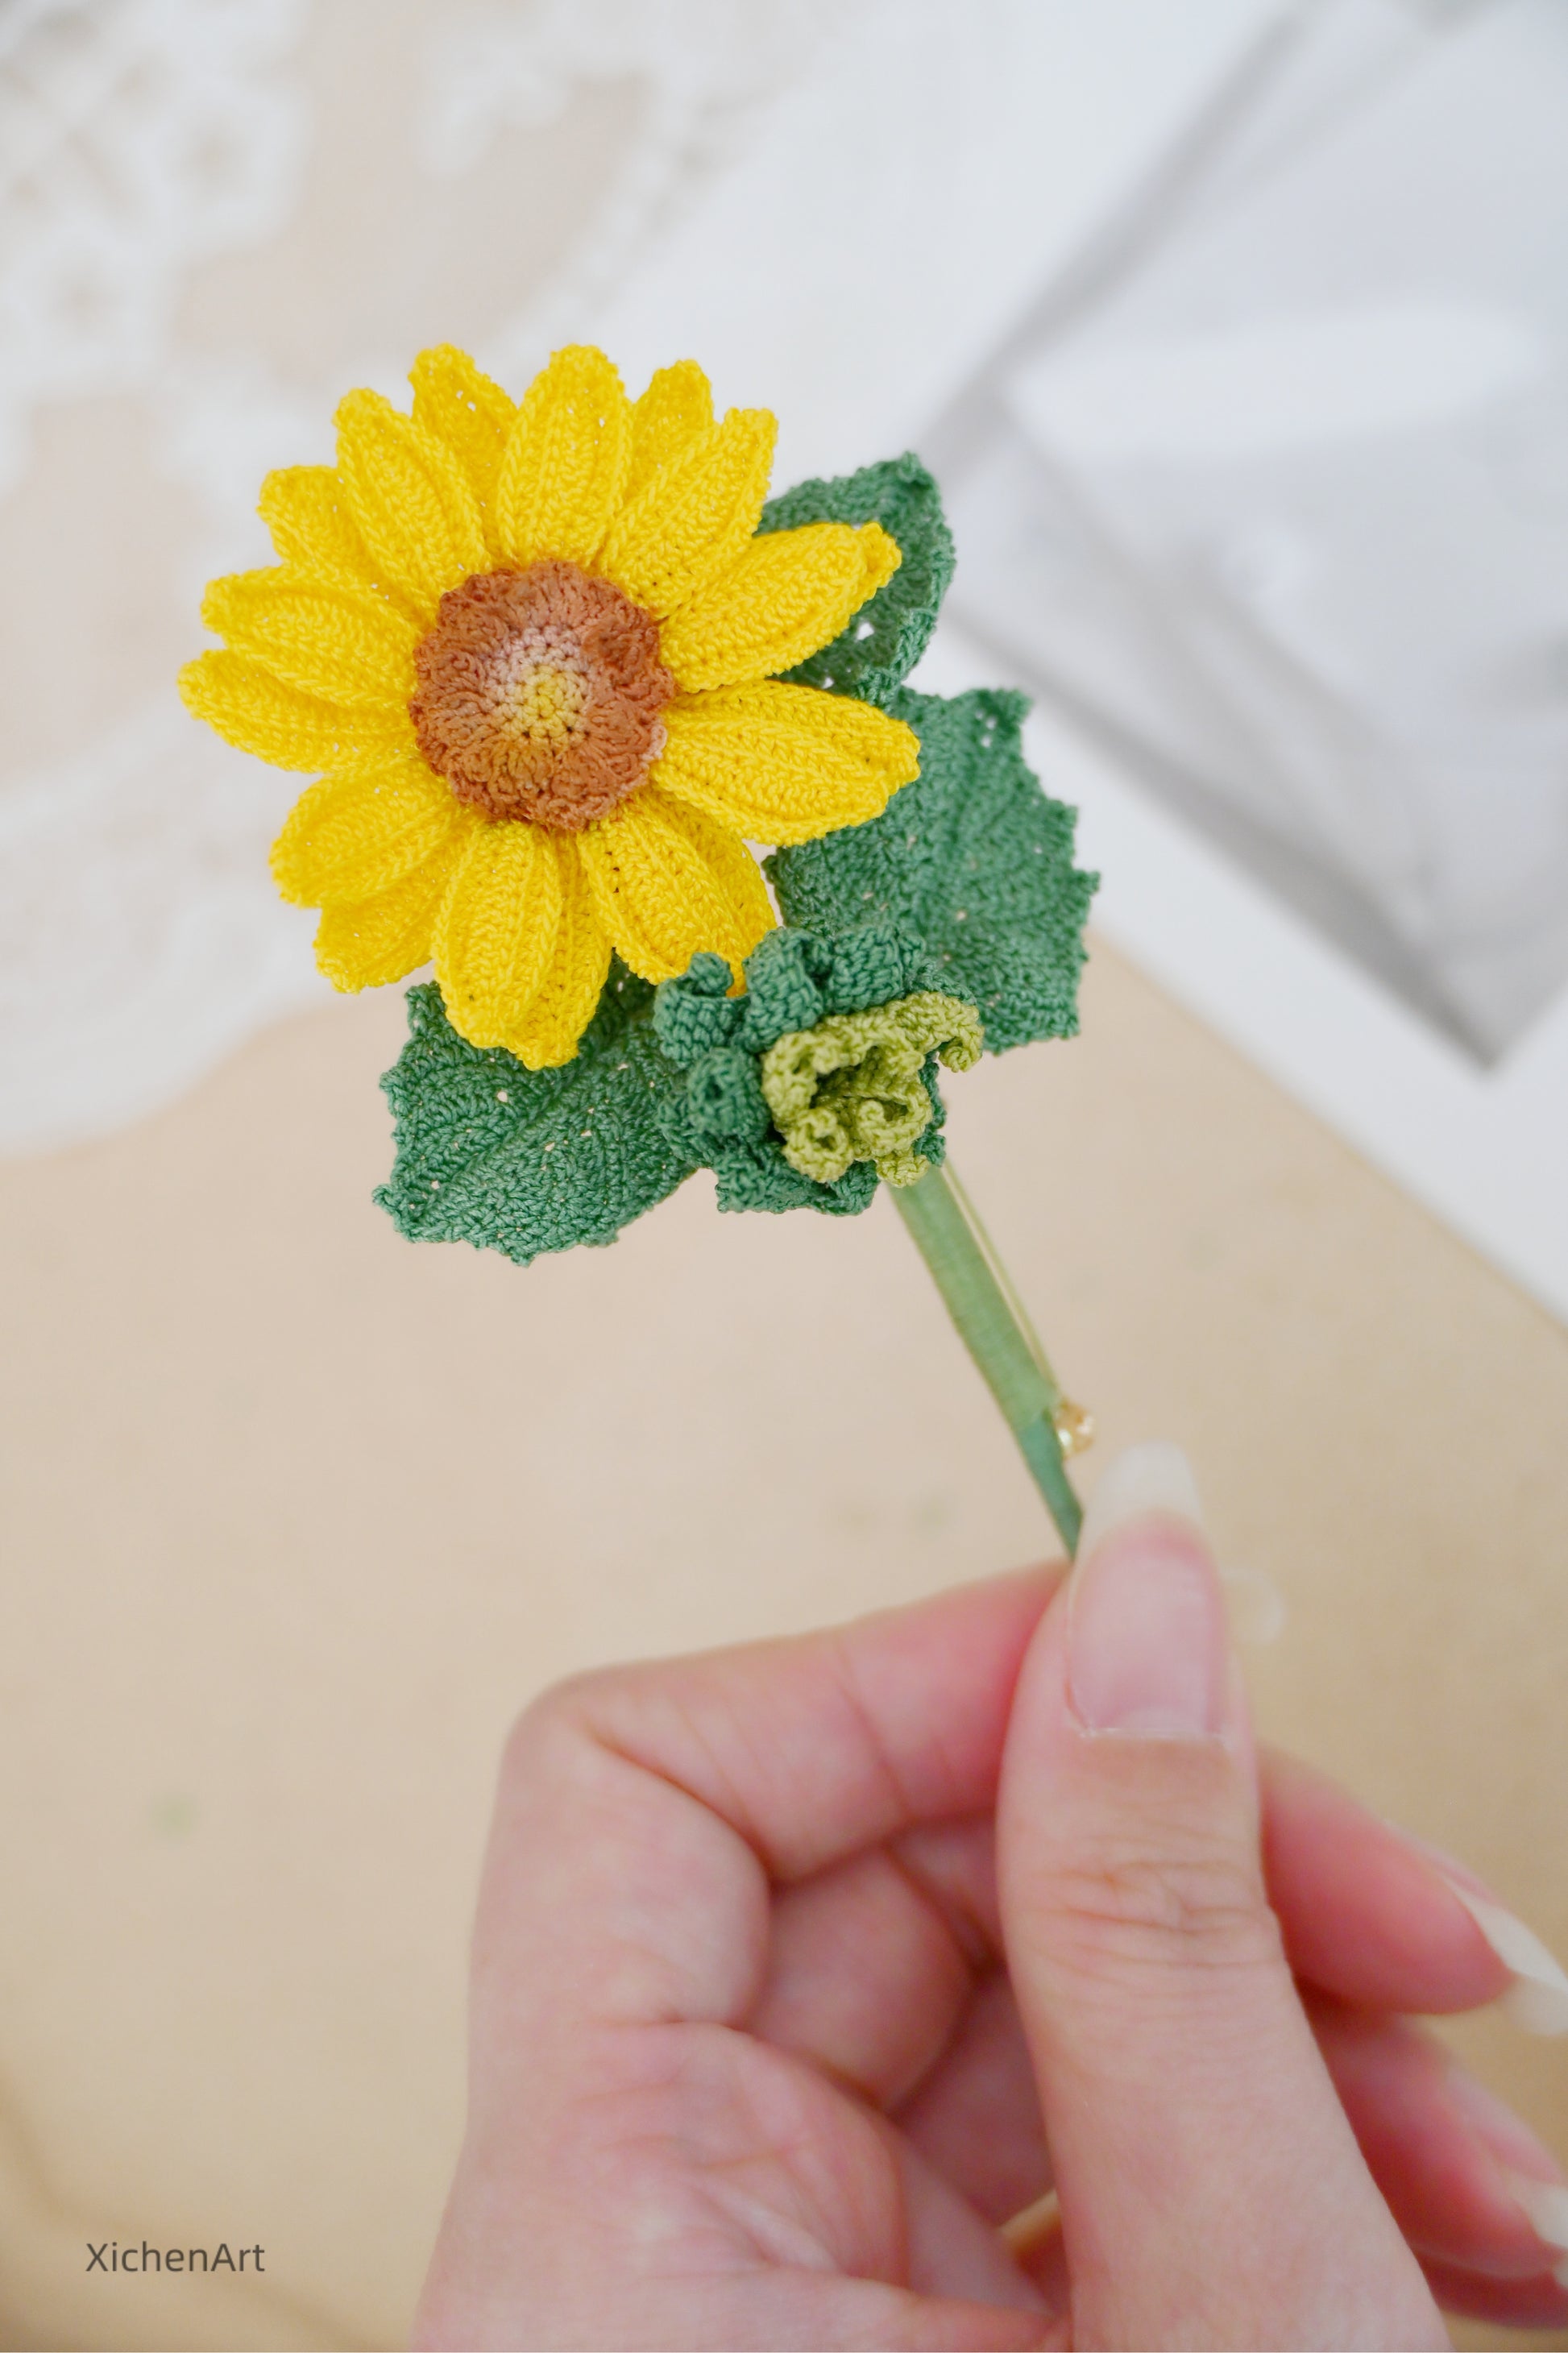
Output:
183 344 1097 1552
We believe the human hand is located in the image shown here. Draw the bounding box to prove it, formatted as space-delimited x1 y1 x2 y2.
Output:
416 1444 1568 2349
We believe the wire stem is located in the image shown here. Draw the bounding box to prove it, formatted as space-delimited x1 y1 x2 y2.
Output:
889 1158 1083 1557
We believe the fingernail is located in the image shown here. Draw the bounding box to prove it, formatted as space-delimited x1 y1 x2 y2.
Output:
1436 1875 1568 2038
1068 1442 1230 1740
1504 2179 1568 2286
1445 2069 1568 2285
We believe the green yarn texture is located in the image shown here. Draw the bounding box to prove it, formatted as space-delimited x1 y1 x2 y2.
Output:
375 449 1095 1265
375 966 695 1266
769 687 1096 1056
653 925 957 1218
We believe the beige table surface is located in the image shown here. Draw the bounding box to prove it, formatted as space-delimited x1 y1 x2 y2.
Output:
2 936 1566 2351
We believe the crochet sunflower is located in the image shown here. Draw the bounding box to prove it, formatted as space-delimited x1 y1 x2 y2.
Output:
180 344 920 1069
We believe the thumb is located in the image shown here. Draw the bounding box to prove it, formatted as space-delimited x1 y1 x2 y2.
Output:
996 1443 1443 2351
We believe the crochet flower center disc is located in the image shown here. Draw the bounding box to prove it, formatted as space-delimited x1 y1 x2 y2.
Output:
409 559 674 832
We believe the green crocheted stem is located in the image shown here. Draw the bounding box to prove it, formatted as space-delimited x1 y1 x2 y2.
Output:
890 1160 1083 1557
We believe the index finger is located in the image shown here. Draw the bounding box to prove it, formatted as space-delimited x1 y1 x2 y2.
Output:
475 1563 1059 2031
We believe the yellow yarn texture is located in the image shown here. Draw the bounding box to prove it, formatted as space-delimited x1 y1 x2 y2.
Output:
181 345 921 1069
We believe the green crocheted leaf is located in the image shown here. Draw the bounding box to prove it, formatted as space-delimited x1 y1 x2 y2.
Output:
766 688 1097 1054
650 926 956 1220
758 454 954 705
708 1135 880 1219
375 967 696 1265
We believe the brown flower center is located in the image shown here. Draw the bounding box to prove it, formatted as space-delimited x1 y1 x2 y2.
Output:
409 560 674 831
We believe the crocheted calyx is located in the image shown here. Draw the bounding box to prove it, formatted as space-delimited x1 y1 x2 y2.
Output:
650 923 972 1217
409 561 673 831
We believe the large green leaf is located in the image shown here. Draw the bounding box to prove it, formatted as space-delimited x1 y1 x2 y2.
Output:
768 688 1097 1053
758 454 954 705
375 966 696 1265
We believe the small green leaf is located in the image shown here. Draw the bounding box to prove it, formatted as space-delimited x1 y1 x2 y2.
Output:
708 1139 881 1219
376 967 696 1265
758 454 955 704
767 689 1097 1054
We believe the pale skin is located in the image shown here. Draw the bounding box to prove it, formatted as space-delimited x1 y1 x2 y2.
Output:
415 1479 1568 2349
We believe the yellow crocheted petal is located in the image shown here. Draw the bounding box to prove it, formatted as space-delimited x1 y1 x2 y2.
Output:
651 680 921 845
201 569 420 711
576 785 774 983
597 407 777 620
313 832 469 992
624 361 715 504
179 649 409 773
433 819 567 1048
270 753 470 907
501 842 613 1069
334 388 489 619
658 521 902 692
409 344 516 554
258 465 381 594
492 345 633 571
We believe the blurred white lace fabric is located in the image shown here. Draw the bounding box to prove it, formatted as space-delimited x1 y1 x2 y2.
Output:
2 0 1565 1158
0 0 857 1152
